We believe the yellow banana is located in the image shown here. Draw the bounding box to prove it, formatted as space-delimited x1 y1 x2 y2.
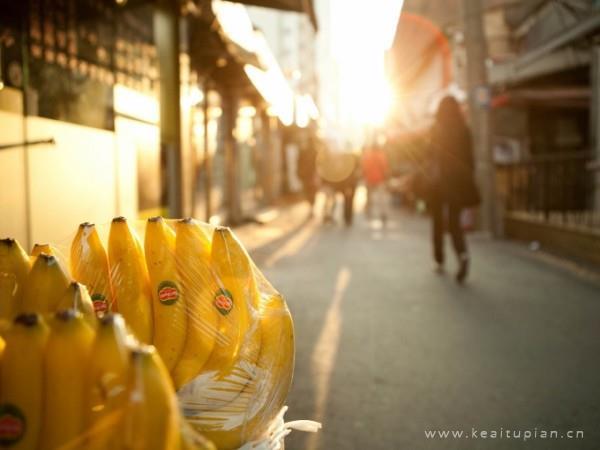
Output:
85 314 130 450
39 309 95 450
57 282 97 329
0 313 49 449
144 217 186 372
21 253 70 314
191 294 294 450
180 424 217 450
172 218 218 389
71 222 115 315
0 238 31 320
122 345 180 450
203 227 259 374
108 217 153 344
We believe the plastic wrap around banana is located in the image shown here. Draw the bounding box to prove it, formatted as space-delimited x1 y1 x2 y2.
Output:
0 217 294 450
0 311 216 450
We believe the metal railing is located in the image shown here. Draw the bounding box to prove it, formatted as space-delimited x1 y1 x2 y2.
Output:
496 151 600 231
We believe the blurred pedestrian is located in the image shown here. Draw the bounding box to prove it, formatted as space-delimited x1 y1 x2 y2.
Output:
362 143 390 224
317 149 359 226
297 138 319 216
429 96 480 283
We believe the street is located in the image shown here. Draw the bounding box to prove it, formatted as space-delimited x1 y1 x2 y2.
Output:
238 195 600 450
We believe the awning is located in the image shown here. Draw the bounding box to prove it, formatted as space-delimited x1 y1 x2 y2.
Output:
489 12 600 86
492 87 591 109
232 0 318 30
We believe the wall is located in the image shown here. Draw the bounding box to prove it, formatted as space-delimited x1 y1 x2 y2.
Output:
0 89 28 245
0 87 140 249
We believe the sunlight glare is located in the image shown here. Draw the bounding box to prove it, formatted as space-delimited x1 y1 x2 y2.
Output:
331 0 404 129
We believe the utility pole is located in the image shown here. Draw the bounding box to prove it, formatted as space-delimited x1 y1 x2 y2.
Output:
154 1 183 218
462 0 497 234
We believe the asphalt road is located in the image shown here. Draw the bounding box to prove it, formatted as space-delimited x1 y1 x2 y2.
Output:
239 198 600 450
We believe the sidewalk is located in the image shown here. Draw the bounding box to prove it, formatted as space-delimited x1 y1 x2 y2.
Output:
235 191 600 450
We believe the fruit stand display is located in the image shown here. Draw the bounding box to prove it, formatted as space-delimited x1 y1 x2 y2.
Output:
0 217 320 449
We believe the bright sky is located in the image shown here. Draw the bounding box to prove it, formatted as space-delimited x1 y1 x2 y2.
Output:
329 0 404 135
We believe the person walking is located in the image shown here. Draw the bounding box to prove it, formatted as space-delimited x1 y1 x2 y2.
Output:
429 96 480 283
362 143 390 224
297 138 319 216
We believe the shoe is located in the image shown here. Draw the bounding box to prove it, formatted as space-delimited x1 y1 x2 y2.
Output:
456 254 469 284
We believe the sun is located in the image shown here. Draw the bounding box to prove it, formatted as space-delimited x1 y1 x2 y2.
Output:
357 76 395 126
330 0 403 129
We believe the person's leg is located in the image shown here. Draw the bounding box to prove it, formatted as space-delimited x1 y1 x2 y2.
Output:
323 186 334 222
448 203 469 282
380 185 390 223
344 185 355 226
430 200 444 266
448 204 467 256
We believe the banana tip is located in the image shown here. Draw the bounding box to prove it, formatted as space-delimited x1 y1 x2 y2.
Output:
0 238 15 246
55 309 81 322
14 313 41 327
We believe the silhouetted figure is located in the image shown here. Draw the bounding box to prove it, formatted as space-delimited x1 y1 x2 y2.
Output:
318 150 359 226
297 139 318 215
429 96 480 283
362 144 390 224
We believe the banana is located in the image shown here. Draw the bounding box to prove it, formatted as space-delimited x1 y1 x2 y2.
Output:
108 217 153 344
57 282 97 329
144 217 186 372
71 222 115 315
180 424 217 450
0 313 49 449
39 309 95 450
85 314 130 450
172 218 218 389
122 345 180 450
203 227 259 374
190 294 294 450
0 238 31 320
21 253 70 314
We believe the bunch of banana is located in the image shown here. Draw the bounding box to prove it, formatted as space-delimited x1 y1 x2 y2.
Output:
176 227 294 450
184 293 294 450
71 222 115 314
171 218 218 389
108 217 153 343
2 215 295 450
0 310 215 450
0 236 95 323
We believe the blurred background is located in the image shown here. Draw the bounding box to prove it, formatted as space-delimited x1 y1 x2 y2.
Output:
2 0 600 449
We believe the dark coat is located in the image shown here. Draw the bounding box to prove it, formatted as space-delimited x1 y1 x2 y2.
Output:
430 121 480 208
